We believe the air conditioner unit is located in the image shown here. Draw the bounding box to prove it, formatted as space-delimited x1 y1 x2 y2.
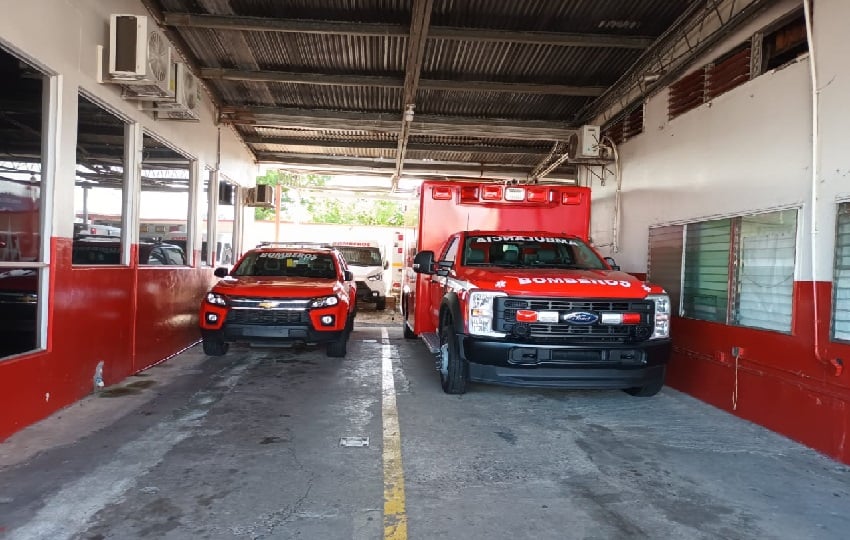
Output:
569 125 601 159
108 14 173 100
244 185 274 207
155 63 202 121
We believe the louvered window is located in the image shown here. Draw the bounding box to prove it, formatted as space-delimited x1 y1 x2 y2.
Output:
733 210 796 332
602 103 643 145
648 225 684 316
832 204 850 341
763 12 808 72
668 68 707 119
708 45 751 100
683 219 731 323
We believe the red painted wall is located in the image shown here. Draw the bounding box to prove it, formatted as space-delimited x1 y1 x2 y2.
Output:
667 280 850 464
0 238 214 440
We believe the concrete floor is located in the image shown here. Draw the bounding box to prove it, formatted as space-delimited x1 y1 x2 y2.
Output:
1 310 849 539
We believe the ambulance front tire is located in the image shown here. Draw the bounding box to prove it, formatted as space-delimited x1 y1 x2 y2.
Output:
439 316 468 395
623 368 666 397
202 337 228 356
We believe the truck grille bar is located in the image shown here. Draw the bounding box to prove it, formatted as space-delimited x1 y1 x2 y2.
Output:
494 297 655 344
227 296 311 326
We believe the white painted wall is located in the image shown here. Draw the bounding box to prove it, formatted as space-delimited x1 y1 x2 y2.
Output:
587 0 848 283
0 0 257 238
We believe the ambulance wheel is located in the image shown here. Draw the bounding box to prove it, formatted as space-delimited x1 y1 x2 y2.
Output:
375 297 386 310
202 338 228 356
403 320 416 339
624 369 666 397
439 318 467 394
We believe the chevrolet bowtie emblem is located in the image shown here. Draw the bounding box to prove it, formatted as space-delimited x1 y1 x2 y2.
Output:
258 301 279 309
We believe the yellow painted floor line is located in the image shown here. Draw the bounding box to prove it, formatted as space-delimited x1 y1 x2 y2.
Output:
381 327 408 540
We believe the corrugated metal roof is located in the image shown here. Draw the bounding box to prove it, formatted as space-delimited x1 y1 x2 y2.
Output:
144 0 708 181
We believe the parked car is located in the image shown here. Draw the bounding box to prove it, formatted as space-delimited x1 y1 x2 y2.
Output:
199 243 357 357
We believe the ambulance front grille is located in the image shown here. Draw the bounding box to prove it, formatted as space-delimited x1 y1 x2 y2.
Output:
493 297 655 344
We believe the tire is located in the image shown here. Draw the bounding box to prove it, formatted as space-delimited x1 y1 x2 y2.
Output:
375 297 386 311
202 338 228 356
438 317 467 394
403 320 417 339
327 323 350 358
624 369 666 397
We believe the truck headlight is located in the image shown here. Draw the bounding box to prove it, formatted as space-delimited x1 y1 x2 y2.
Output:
647 293 671 339
467 291 507 337
310 295 339 308
367 273 382 281
205 292 227 306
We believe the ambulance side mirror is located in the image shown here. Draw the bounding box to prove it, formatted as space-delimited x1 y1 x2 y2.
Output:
604 257 620 271
413 251 435 274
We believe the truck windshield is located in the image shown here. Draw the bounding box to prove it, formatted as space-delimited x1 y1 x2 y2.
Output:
336 247 382 266
233 251 337 279
462 235 608 270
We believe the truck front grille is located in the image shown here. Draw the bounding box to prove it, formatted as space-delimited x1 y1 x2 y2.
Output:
494 297 655 344
227 296 311 326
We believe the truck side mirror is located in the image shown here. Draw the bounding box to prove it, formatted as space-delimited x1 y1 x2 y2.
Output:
214 267 229 278
604 257 620 271
384 260 389 270
343 269 354 281
412 251 435 274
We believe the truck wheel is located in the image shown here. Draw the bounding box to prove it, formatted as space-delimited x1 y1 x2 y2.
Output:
439 318 467 394
375 297 386 310
327 326 350 358
202 338 228 356
624 369 665 397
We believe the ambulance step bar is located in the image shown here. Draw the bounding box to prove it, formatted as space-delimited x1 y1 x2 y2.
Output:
420 332 441 355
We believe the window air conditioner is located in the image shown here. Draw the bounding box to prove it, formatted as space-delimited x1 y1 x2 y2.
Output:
244 185 274 207
108 14 174 101
155 63 202 121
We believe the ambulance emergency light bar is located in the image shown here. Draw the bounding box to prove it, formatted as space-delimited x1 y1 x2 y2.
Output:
431 183 583 205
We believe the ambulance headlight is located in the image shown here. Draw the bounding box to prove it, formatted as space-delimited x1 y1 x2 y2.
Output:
467 291 507 338
648 294 671 339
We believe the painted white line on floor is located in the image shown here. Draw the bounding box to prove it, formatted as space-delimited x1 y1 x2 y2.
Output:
9 360 256 540
381 327 407 540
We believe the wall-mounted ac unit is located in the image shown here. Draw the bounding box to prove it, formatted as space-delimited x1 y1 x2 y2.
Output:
244 185 274 207
155 63 202 121
569 125 601 159
108 14 173 100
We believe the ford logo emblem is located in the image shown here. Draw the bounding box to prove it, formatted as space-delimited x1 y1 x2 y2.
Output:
563 311 598 325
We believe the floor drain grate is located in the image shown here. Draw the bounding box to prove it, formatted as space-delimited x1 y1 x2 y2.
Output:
339 436 370 447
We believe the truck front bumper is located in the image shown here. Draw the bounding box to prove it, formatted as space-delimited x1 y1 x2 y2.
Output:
460 335 671 389
204 325 345 345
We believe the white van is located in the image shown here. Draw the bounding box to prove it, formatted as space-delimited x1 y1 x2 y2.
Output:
333 241 388 310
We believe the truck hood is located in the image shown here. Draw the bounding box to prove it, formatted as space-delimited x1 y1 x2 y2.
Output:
212 276 340 298
457 267 665 298
348 265 382 280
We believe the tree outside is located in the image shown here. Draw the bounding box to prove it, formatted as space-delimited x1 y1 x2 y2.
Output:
254 171 414 227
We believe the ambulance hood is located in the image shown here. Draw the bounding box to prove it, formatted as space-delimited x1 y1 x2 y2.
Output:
456 267 664 298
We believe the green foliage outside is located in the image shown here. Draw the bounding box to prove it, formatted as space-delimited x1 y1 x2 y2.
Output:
254 170 415 227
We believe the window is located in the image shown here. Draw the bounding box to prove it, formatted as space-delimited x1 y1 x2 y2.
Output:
214 174 236 267
0 47 46 359
648 225 684 315
832 204 850 341
602 103 644 145
683 219 731 323
761 12 807 72
651 210 797 332
74 94 127 264
139 134 191 266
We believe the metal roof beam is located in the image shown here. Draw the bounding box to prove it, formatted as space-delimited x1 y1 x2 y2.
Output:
393 0 433 191
221 107 577 141
255 152 577 179
200 68 605 96
162 12 653 49
244 136 552 155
